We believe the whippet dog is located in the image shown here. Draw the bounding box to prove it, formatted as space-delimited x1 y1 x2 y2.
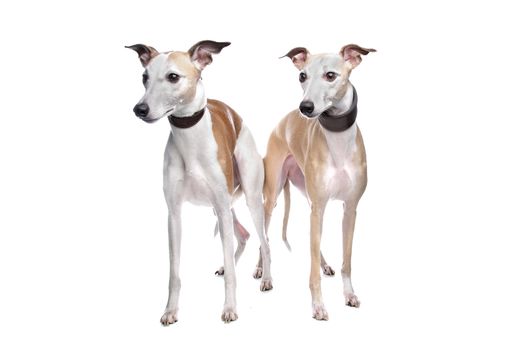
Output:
260 44 375 320
126 40 272 324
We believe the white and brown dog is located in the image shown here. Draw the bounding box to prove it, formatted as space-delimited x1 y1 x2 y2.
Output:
260 44 375 320
126 40 272 324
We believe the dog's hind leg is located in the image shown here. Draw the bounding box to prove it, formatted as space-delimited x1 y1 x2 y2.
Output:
234 126 273 291
321 253 335 276
215 209 250 276
232 210 249 262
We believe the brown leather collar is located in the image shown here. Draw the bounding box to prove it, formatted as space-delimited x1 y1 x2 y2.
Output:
168 108 206 129
318 86 358 132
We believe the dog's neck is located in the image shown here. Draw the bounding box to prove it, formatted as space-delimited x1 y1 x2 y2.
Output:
168 108 206 128
330 83 355 115
320 84 359 167
318 85 357 132
168 81 207 129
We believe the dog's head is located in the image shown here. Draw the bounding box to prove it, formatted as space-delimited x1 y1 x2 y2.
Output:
126 40 230 123
283 44 375 118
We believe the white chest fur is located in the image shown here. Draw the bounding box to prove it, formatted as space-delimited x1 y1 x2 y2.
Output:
166 112 227 206
322 124 362 201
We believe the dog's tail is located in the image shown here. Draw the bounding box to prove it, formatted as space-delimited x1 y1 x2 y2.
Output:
282 179 292 251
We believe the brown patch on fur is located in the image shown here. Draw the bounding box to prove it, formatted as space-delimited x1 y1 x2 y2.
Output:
208 99 243 193
167 52 201 103
335 65 352 100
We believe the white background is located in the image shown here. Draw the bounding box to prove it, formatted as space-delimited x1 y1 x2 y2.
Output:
1 0 524 348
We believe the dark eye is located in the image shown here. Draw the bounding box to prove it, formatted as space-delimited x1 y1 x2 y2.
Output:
166 73 180 83
299 72 307 83
325 72 337 82
142 73 148 86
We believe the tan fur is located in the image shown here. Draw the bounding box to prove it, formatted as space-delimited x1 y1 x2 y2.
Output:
263 110 367 316
266 108 367 205
208 99 243 194
168 52 201 103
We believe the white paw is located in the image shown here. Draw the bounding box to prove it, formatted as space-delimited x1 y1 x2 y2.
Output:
215 267 224 276
345 293 360 308
221 308 238 323
260 279 273 291
252 267 263 279
312 302 329 321
160 309 178 326
322 265 335 276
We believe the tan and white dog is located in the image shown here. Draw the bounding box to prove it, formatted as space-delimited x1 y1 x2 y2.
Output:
126 40 272 324
260 44 375 320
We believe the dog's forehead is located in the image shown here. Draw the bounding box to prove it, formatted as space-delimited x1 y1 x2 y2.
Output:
306 54 344 71
147 51 198 77
167 51 199 75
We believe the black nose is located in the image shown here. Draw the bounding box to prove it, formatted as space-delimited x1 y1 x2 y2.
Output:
299 101 315 117
133 103 149 118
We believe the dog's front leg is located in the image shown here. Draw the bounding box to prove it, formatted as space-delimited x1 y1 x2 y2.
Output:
342 201 360 308
309 199 329 320
160 143 184 326
160 203 182 326
215 204 238 322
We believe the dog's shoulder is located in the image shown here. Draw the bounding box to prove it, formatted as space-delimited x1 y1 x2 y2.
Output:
206 99 242 193
207 99 243 138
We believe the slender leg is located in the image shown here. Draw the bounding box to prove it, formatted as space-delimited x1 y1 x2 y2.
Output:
160 205 182 326
321 252 335 276
233 126 274 289
253 248 263 279
252 194 273 279
342 202 360 307
215 210 249 276
252 159 280 280
215 206 238 322
309 202 329 320
246 194 273 291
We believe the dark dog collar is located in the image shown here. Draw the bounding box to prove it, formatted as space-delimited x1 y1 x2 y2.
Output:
168 108 206 128
318 86 358 132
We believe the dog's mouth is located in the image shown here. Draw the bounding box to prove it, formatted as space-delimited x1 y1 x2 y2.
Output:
139 108 174 124
299 101 333 119
299 109 324 119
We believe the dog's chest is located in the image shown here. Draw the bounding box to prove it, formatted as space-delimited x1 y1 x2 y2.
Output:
169 118 228 206
182 159 225 206
322 127 361 201
324 162 355 201
183 171 216 206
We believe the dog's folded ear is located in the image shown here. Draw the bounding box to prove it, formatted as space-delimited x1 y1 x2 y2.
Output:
281 47 309 70
340 44 376 69
125 44 159 67
188 40 231 70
